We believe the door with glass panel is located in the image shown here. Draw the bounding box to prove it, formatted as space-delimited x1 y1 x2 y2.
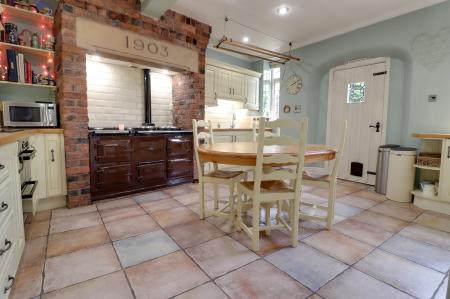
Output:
327 58 390 185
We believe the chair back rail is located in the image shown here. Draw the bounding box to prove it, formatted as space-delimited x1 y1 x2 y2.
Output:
192 119 214 176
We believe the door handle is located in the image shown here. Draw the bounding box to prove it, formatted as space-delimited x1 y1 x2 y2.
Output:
0 202 7 213
0 164 4 170
369 122 381 132
233 88 235 95
447 146 450 158
51 149 55 162
3 275 14 294
229 88 231 95
0 239 12 256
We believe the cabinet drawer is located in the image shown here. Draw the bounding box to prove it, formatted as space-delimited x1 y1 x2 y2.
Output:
137 162 166 185
0 212 17 275
93 164 133 192
167 159 192 179
167 135 193 158
134 137 166 162
0 178 14 226
93 137 132 164
0 245 20 299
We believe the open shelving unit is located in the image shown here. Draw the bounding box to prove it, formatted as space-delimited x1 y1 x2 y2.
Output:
0 80 55 89
0 3 53 26
0 42 54 58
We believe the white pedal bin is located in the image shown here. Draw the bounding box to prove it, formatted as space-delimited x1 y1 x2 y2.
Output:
386 147 417 202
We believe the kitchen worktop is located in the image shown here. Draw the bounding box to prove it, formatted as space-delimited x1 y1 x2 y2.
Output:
413 133 450 139
0 128 64 146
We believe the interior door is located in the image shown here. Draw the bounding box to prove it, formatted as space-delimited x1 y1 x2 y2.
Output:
328 59 389 185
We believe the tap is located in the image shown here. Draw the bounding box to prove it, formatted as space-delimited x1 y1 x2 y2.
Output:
231 113 236 129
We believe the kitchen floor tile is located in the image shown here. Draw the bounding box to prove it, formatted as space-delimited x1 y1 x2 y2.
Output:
95 197 136 211
318 268 413 299
298 220 324 239
265 244 348 291
337 194 380 209
334 218 393 246
369 201 422 221
303 231 374 264
133 190 171 204
105 214 159 241
173 192 204 205
9 265 43 299
47 225 110 258
42 271 133 299
351 190 387 202
174 282 228 299
399 224 450 251
163 185 196 197
230 230 292 256
43 244 121 293
19 236 47 270
186 236 259 278
380 234 450 273
311 188 348 200
187 200 215 216
216 259 311 299
206 215 235 233
166 220 224 248
113 230 179 267
354 249 444 298
26 210 52 223
99 205 146 223
334 202 363 217
140 198 182 214
415 212 450 233
52 205 97 218
351 210 409 232
126 251 209 299
25 220 49 239
434 275 448 299
49 212 102 234
152 206 198 228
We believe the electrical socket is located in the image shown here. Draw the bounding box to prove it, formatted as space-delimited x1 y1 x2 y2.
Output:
428 95 438 102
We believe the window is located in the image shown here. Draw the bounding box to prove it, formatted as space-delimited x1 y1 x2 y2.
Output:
347 82 366 104
262 66 281 120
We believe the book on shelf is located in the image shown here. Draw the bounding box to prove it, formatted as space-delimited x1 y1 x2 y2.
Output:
6 48 18 82
3 49 51 85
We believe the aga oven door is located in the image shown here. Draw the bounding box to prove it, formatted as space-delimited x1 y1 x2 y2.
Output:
167 135 193 159
93 164 133 193
92 137 132 164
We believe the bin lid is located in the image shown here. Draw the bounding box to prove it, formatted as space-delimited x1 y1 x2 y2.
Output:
378 144 400 152
390 147 418 156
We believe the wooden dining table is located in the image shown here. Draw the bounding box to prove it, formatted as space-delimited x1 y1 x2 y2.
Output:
198 142 337 166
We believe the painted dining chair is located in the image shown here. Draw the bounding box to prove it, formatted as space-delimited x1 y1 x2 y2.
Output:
192 119 247 221
300 120 348 229
236 117 308 251
252 117 281 142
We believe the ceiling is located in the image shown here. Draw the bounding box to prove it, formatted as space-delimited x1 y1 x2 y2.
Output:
172 0 447 56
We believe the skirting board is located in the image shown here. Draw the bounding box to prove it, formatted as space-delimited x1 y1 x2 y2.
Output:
414 196 450 215
22 196 66 213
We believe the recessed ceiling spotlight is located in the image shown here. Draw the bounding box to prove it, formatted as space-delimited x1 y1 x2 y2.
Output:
243 36 249 43
276 6 290 16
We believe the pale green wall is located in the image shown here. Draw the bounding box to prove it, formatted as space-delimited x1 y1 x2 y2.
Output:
280 1 450 146
206 48 253 69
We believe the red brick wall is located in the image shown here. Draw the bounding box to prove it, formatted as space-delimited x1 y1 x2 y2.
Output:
54 0 210 207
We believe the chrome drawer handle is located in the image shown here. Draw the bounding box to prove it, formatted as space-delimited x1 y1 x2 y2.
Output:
0 239 12 256
3 275 14 294
0 202 7 212
0 164 4 170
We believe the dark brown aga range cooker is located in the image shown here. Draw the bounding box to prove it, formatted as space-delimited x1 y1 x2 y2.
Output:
89 128 193 200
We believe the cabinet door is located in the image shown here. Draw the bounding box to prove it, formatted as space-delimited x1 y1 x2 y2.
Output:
45 134 66 198
439 140 450 203
216 69 232 98
235 132 252 142
245 76 260 110
213 135 233 143
93 137 132 164
29 134 47 200
231 72 246 100
205 66 217 106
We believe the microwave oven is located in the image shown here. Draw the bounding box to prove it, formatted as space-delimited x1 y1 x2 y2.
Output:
1 101 57 127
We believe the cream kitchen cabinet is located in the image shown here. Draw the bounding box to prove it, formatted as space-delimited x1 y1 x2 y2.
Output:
438 139 450 203
244 75 260 111
0 142 25 299
212 130 253 143
205 65 218 106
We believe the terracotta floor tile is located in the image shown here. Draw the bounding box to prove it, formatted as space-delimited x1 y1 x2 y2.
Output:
163 185 196 197
310 188 348 200
42 271 133 299
186 236 259 278
380 234 450 273
399 224 450 251
334 202 363 217
206 215 235 234
434 275 448 299
303 231 374 264
336 184 362 195
369 201 422 221
216 260 311 298
113 230 179 267
47 225 110 258
230 230 292 256
173 192 204 205
96 197 136 211
126 251 209 299
49 212 102 234
302 193 328 205
265 244 348 291
318 268 413 299
43 244 121 292
187 200 215 216
307 294 323 299
26 210 52 223
352 190 387 202
334 218 393 246
174 282 228 299
133 191 170 204
140 198 182 214
105 214 159 241
337 180 368 190
355 249 444 298
19 236 47 270
152 206 199 228
352 210 409 232
166 220 224 248
415 213 450 233
298 220 324 239
25 220 49 239
9 265 43 299
99 205 145 223
52 205 97 219
337 194 379 209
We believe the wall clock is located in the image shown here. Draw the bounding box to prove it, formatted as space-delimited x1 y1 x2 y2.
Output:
286 74 302 95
